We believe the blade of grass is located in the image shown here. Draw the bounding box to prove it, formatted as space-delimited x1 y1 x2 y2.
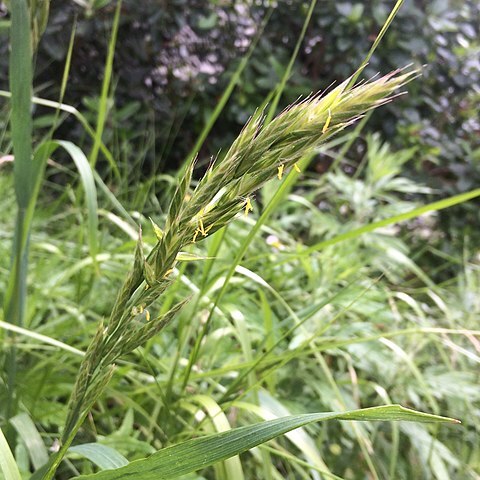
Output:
56 140 99 266
3 0 33 428
10 413 49 470
89 0 122 170
332 0 405 169
0 320 85 357
68 444 128 470
9 0 32 208
190 395 245 480
301 188 480 256
0 427 22 480
346 0 406 90
0 91 120 178
72 405 458 480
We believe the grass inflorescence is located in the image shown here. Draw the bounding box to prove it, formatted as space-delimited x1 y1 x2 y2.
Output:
44 68 419 472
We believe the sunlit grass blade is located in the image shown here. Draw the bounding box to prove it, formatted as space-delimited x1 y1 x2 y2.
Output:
0 320 85 357
0 91 120 178
188 395 245 480
55 140 99 265
31 140 100 267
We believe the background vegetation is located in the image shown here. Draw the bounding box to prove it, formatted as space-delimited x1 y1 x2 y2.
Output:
0 1 479 479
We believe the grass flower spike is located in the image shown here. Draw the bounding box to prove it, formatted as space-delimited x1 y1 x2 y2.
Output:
44 67 418 479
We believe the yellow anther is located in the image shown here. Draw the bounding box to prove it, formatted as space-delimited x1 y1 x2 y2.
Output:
293 163 301 173
164 268 174 278
131 305 145 316
192 229 200 243
277 164 285 180
245 197 253 216
322 109 332 134
145 310 151 321
198 218 206 236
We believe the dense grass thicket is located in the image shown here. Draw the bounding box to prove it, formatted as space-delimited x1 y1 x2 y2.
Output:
0 1 479 479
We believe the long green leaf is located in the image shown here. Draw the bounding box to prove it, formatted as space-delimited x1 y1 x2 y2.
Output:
302 188 480 255
4 0 33 428
20 139 100 268
10 413 49 470
69 444 128 470
0 427 22 480
10 0 32 208
55 140 99 262
73 405 458 480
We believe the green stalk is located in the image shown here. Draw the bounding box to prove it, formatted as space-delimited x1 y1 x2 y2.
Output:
265 0 317 124
3 0 33 429
88 0 122 175
346 0 405 90
302 188 480 255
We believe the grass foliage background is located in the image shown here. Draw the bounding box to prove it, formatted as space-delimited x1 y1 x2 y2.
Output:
0 1 479 479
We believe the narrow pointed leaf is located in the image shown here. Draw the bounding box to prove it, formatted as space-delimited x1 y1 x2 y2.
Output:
73 405 458 480
69 444 128 470
10 413 49 470
0 427 22 480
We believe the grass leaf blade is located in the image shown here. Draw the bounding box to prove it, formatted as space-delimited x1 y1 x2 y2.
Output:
73 405 458 480
69 444 129 471
0 427 22 480
9 413 49 470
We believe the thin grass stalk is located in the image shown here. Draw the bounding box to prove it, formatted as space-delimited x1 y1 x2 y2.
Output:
88 0 122 170
346 0 405 90
179 0 319 386
264 0 317 124
302 188 480 255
